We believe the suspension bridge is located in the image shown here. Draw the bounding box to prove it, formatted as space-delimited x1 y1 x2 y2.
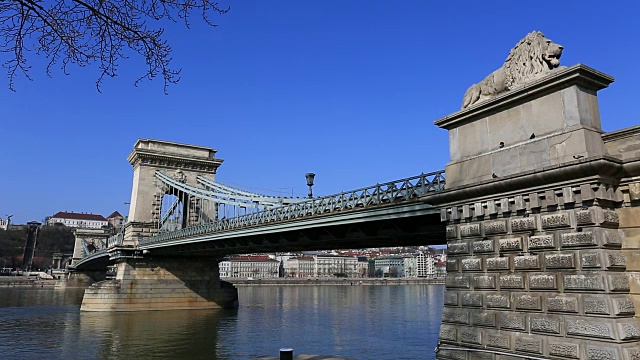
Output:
74 159 446 269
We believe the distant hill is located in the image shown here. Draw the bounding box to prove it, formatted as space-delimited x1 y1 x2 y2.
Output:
0 226 75 269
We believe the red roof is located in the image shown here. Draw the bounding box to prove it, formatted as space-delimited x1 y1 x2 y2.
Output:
51 212 107 221
107 211 124 219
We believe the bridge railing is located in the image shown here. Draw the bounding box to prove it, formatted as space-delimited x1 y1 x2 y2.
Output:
107 232 124 248
140 170 445 245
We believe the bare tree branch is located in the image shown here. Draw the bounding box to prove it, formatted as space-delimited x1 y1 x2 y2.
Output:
0 0 228 93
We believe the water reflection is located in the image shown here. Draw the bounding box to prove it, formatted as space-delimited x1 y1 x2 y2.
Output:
0 285 444 360
78 309 236 360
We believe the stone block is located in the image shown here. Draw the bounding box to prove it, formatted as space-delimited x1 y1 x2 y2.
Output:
446 274 470 289
547 294 578 313
485 332 510 350
474 274 496 289
609 275 630 292
585 345 619 360
563 186 576 205
510 217 537 232
541 212 571 229
441 208 450 223
576 209 595 225
460 223 481 237
514 293 542 311
617 320 640 340
605 251 626 269
513 335 542 354
545 252 576 269
601 209 620 227
437 349 467 360
549 341 580 359
442 308 470 325
626 348 640 360
566 318 614 339
499 237 523 252
486 256 509 271
446 225 458 239
612 296 635 316
514 254 540 270
447 259 460 272
461 292 484 307
529 274 557 290
487 200 497 215
484 220 507 235
469 352 494 360
561 231 596 248
448 241 470 255
485 293 510 309
529 193 541 209
499 313 526 331
439 325 458 342
471 311 496 328
473 239 495 253
444 291 459 306
530 314 560 334
581 251 602 269
543 190 558 207
462 205 471 219
474 202 484 218
528 234 555 250
500 198 511 214
462 258 483 271
460 327 483 345
583 295 610 315
499 274 524 289
563 274 605 291
601 229 623 248
618 207 640 229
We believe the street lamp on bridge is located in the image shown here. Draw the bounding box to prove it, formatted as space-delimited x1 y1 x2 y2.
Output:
305 173 315 199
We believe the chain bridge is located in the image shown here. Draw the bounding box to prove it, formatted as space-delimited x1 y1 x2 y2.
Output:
68 48 640 358
75 162 446 270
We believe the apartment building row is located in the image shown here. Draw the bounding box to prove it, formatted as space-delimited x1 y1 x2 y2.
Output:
219 252 446 279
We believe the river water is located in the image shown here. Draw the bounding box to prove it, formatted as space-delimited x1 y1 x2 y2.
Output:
0 284 444 360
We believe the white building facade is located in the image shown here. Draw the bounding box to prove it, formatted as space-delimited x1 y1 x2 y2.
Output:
374 256 405 277
219 257 279 278
47 211 109 229
416 253 436 278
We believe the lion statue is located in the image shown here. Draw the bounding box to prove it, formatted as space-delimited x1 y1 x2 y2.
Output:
461 31 564 109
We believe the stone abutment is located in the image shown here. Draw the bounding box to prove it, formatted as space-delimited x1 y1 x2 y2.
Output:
426 65 640 359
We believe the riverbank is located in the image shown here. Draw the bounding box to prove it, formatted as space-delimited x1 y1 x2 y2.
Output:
225 277 444 286
0 277 62 287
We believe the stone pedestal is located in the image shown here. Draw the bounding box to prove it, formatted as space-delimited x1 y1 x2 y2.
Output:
81 257 238 311
436 65 613 189
425 65 640 359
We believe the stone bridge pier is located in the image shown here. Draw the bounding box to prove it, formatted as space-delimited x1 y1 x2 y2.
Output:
80 139 238 311
425 65 640 359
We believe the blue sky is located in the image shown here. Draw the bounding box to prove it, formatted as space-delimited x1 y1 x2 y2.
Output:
2 1 639 224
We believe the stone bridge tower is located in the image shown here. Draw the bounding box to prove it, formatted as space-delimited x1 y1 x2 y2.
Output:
81 139 237 312
425 31 640 360
124 139 223 246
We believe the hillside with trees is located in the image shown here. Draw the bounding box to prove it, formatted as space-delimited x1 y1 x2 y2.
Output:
0 226 75 269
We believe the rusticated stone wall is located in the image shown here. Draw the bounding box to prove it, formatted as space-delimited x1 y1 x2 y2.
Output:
81 257 238 311
436 180 640 360
427 60 640 359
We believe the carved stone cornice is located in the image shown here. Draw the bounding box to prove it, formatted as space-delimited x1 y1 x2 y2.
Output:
422 155 625 207
128 149 224 173
603 124 640 143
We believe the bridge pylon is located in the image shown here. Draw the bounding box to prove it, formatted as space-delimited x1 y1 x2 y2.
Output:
124 139 223 246
79 139 238 311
